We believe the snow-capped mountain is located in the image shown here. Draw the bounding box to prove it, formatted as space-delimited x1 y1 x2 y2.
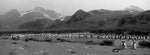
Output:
20 7 64 20
1 6 150 32
124 5 144 12
0 7 65 31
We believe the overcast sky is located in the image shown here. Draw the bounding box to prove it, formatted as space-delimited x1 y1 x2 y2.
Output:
0 0 149 15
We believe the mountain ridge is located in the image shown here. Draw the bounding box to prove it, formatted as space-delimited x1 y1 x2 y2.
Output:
0 7 64 31
1 6 150 32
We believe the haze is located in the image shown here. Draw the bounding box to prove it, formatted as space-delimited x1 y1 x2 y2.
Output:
0 0 150 15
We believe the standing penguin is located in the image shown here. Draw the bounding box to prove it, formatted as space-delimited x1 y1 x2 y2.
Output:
121 41 127 49
132 41 137 50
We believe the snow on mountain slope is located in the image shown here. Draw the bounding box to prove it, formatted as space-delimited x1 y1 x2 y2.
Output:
20 7 64 20
124 5 144 12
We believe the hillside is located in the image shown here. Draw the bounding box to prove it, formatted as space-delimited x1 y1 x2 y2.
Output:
1 6 150 32
47 8 141 31
0 7 64 31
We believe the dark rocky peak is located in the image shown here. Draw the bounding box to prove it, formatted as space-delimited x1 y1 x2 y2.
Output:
72 9 89 17
76 9 85 12
74 9 86 15
67 9 90 23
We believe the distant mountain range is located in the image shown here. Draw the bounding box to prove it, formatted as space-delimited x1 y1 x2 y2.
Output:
0 7 65 31
1 6 150 32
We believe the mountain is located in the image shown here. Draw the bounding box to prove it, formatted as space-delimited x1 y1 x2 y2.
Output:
17 7 65 31
18 18 53 31
0 9 21 31
47 8 141 30
0 9 20 25
1 6 150 32
89 9 113 15
118 10 150 32
20 7 64 20
17 7 150 32
0 7 64 31
19 7 64 23
135 10 150 22
66 9 91 23
124 5 144 12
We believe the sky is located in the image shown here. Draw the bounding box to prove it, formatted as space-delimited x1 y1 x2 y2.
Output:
0 0 150 15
